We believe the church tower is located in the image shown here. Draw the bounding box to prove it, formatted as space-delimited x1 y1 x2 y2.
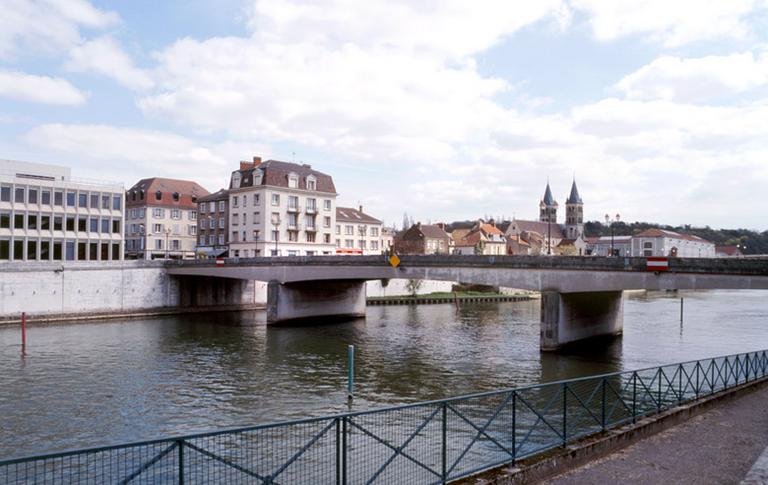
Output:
565 179 584 239
539 182 558 223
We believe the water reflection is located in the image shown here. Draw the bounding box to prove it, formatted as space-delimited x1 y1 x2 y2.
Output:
1 290 767 459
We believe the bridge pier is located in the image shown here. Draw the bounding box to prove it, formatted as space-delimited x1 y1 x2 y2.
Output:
540 290 624 351
267 280 367 324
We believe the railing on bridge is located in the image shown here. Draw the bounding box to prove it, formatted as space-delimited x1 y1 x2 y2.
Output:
2 350 766 484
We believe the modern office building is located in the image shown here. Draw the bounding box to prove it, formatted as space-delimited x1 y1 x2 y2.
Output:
195 189 230 258
0 159 125 261
227 157 337 257
335 206 383 255
125 178 209 259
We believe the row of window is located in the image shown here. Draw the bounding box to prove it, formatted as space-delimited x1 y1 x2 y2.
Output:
127 223 196 236
198 234 227 246
125 239 184 251
0 212 121 233
128 189 189 203
335 224 379 236
231 193 332 211
127 208 196 220
0 186 121 210
336 239 379 250
201 217 227 229
199 200 227 213
0 239 121 261
230 230 332 244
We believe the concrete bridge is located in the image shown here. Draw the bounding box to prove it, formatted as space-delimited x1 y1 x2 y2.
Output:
166 255 768 351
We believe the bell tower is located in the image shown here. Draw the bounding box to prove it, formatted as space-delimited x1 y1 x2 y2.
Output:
539 182 558 223
565 179 584 239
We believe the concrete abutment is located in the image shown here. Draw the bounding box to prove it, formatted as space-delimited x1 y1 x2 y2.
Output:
267 279 367 324
540 290 624 351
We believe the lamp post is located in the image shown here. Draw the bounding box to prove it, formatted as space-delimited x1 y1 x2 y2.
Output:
164 227 171 260
547 210 552 255
604 213 620 257
138 224 145 260
271 214 280 257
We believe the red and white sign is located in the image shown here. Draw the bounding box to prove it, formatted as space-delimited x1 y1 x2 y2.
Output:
215 258 225 266
646 257 669 271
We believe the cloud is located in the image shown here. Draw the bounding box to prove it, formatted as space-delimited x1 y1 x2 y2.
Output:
570 0 761 46
615 52 768 102
0 70 86 105
22 124 270 190
66 37 154 91
0 0 118 59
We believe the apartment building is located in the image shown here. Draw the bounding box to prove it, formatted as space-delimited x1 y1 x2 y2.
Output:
631 229 715 258
0 159 124 262
195 189 229 258
125 178 209 259
335 206 383 255
227 157 337 257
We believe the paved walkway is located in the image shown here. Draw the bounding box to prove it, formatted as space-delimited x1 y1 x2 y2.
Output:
541 383 768 485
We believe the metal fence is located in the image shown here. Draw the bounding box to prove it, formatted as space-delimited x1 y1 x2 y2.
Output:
2 350 766 484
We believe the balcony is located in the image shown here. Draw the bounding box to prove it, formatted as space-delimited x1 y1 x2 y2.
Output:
305 205 317 214
287 205 301 213
305 225 317 232
287 221 300 230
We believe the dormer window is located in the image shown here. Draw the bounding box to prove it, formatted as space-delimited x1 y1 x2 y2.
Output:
131 191 136 201
232 172 241 189
155 191 162 201
172 192 180 202
307 176 316 191
253 169 263 185
288 172 299 189
140 190 145 200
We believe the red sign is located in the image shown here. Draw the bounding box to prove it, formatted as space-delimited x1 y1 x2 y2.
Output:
646 257 669 271
215 258 225 266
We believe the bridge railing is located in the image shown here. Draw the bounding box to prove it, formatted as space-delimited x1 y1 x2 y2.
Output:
2 350 766 484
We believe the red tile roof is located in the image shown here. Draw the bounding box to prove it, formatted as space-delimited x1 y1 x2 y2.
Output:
635 228 711 243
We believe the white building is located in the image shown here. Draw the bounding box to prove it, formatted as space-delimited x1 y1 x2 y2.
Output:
587 235 632 257
125 178 209 259
631 229 715 258
228 158 337 257
335 206 383 255
0 159 125 262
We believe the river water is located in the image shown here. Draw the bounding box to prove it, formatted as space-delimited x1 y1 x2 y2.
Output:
1 289 766 460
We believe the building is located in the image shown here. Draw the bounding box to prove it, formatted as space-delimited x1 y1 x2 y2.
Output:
394 222 451 255
228 157 337 257
505 234 531 255
453 220 506 255
715 245 744 258
506 180 587 255
196 189 230 258
125 178 209 259
631 229 715 258
380 227 395 254
586 235 632 257
335 206 383 255
0 159 124 262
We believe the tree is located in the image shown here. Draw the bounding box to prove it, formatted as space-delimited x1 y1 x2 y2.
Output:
402 212 410 230
405 279 423 298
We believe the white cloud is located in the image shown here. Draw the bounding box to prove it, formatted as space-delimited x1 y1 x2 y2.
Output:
571 0 761 46
0 0 118 59
0 70 86 105
616 52 768 102
22 124 269 190
66 37 154 91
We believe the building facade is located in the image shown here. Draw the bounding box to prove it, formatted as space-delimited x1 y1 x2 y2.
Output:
228 158 337 257
0 159 124 262
394 223 451 255
586 235 632 257
125 178 209 259
335 206 383 255
196 189 230 258
631 229 715 258
453 220 506 255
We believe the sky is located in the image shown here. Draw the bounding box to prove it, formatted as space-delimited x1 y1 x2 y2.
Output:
1 0 768 230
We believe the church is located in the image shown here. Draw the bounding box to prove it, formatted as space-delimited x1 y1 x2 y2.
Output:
505 180 587 255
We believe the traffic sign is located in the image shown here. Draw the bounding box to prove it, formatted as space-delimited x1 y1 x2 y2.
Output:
646 257 669 271
389 254 400 267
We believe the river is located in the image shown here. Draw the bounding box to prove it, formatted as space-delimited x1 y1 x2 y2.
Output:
1 289 766 460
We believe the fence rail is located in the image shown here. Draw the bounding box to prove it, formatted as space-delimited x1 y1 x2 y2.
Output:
2 350 766 484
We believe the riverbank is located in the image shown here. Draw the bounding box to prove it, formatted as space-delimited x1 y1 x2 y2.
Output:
367 291 539 305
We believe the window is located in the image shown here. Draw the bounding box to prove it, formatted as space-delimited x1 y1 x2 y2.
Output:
66 215 75 231
231 231 239 242
189 211 197 220
345 239 353 248
0 186 9 202
172 240 180 250
78 193 88 207
54 216 63 231
102 195 110 209
41 191 50 205
345 225 353 235
101 243 109 261
271 194 280 206
171 209 181 219
27 214 37 229
371 241 379 250
305 215 315 229
172 192 179 202
53 241 62 260
78 216 87 232
242 212 247 224
288 231 298 242
90 194 99 208
90 217 98 232
288 173 298 188
219 217 225 228
306 232 315 243
209 235 216 245
232 172 241 188
233 195 239 207
218 201 225 212
155 191 162 201
0 240 8 260
288 195 298 210
254 194 260 205
41 215 50 230
242 230 246 242
324 199 331 211
336 225 340 235
0 213 9 228
15 188 25 203
139 209 145 218
66 241 75 260
253 212 260 224
272 230 279 241
14 214 24 229
643 242 653 249
233 213 239 226
155 239 163 250
112 243 120 260
324 216 331 228
153 208 165 218
252 229 260 241
323 234 331 244
66 191 75 207
200 203 206 214
27 189 38 204
40 241 52 260
209 201 216 212
209 218 216 229
13 240 23 260
358 225 367 236
307 177 316 191
287 213 298 228
359 240 366 249
153 224 162 233
101 219 110 233
54 191 63 206
112 196 121 210
371 227 379 237
201 219 207 229
218 234 225 245
242 195 247 206
27 240 37 260
306 198 316 212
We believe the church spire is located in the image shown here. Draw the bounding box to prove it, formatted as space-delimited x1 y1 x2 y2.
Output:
566 179 582 204
542 182 555 206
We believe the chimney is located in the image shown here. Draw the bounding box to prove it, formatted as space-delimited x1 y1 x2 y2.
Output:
436 222 445 230
253 156 261 166
416 222 421 228
240 160 253 170
358 204 363 213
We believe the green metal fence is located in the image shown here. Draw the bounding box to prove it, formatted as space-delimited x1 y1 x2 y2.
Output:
2 350 766 484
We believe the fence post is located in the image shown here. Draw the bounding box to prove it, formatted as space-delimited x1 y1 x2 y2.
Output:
336 418 341 485
512 391 517 463
562 383 567 447
711 359 715 393
695 362 700 399
441 402 447 484
632 373 637 423
601 379 606 431
657 368 662 412
746 353 750 382
177 440 184 485
342 417 348 485
678 364 683 404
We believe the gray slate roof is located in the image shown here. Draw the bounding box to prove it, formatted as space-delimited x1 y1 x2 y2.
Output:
566 180 583 204
542 182 555 206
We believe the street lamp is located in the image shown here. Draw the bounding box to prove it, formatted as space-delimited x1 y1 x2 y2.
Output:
164 227 171 260
547 211 552 256
605 213 620 257
271 213 280 257
138 224 145 260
